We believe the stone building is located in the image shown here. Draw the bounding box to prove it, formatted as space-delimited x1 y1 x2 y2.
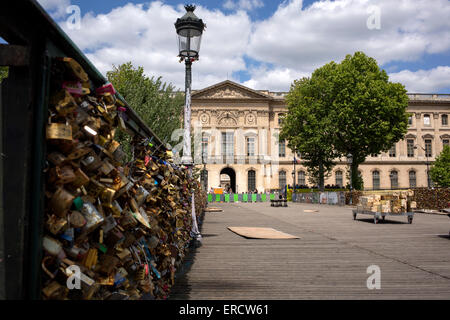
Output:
191 80 450 192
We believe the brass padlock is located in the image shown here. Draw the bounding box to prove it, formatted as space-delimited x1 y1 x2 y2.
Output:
47 152 67 166
48 165 76 185
46 123 72 141
60 57 89 83
71 168 90 188
49 187 75 218
50 89 78 116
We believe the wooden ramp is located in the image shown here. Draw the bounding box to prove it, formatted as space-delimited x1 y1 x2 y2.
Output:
228 227 299 239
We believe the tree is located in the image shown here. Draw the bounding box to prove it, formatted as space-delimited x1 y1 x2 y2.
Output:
280 63 340 191
107 62 184 158
430 145 450 187
0 66 8 83
327 52 409 190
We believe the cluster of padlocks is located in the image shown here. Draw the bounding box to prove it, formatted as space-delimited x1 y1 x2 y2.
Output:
41 57 206 300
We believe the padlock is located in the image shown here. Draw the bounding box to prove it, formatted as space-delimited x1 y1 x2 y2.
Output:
69 210 87 229
80 153 103 172
47 152 67 166
100 188 116 204
119 210 138 230
98 255 119 276
105 227 124 247
80 202 104 233
50 89 78 116
49 187 75 218
71 168 90 188
48 165 77 185
46 122 73 141
86 179 106 198
46 215 68 235
42 281 69 300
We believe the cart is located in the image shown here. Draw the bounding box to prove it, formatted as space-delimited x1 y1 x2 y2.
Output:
352 209 414 224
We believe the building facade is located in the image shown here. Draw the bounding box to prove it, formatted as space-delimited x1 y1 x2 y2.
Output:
191 80 450 192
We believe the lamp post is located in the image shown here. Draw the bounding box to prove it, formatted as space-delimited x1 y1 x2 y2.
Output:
175 4 205 241
414 144 430 188
347 153 353 204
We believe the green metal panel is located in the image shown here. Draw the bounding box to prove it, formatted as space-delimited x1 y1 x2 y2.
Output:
243 194 248 202
252 194 257 202
234 194 239 202
225 194 230 202
262 194 267 202
270 194 275 200
216 194 221 202
208 194 213 202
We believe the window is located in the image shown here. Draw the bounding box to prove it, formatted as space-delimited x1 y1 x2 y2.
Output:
279 170 286 190
409 171 416 188
372 171 380 190
389 145 396 157
247 137 255 156
425 139 432 157
335 170 343 187
298 171 306 186
408 115 413 125
200 170 208 191
201 134 208 160
443 139 449 147
279 139 286 157
407 139 415 157
248 170 256 191
390 171 398 189
278 113 285 125
442 114 448 126
423 114 431 126
221 132 234 157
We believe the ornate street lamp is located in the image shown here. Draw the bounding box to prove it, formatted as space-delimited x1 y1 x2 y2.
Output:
175 4 205 165
175 5 205 242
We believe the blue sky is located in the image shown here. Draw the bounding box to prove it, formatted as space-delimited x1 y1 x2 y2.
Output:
36 0 450 93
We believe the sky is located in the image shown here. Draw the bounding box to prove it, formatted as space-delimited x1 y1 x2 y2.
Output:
36 0 450 93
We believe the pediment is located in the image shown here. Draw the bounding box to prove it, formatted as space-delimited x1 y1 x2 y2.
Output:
192 80 271 100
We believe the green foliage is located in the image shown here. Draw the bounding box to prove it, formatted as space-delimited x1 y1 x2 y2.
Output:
430 145 450 187
0 66 8 83
327 52 409 189
281 63 340 191
282 52 409 191
107 62 184 156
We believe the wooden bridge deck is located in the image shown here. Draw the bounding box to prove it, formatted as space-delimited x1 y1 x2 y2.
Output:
170 202 450 300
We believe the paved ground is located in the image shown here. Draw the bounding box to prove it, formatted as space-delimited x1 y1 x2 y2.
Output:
170 202 450 299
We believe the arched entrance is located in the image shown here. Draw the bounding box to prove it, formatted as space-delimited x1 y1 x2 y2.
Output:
220 167 236 193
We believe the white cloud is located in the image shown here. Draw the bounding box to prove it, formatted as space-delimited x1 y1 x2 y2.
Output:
37 0 72 19
248 0 450 75
38 0 449 93
389 66 450 93
59 2 251 90
223 0 264 11
243 65 308 91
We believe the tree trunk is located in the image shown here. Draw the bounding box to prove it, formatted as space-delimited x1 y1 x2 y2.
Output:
319 161 325 192
351 162 360 190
